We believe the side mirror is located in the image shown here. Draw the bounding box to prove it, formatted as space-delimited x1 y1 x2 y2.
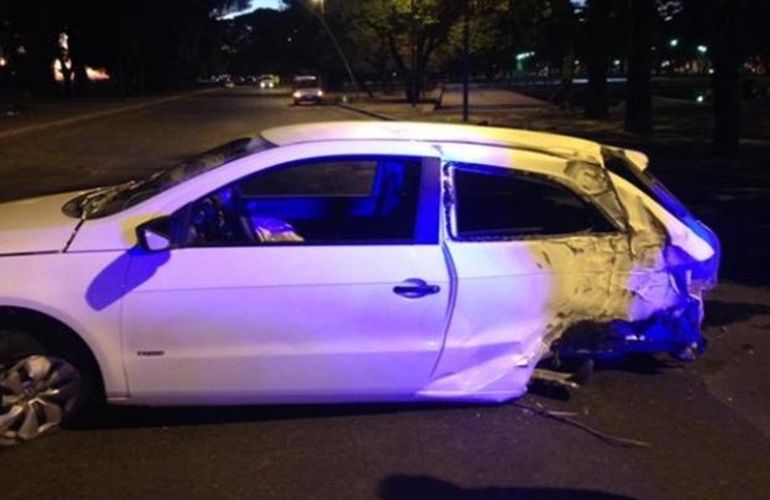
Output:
136 217 173 252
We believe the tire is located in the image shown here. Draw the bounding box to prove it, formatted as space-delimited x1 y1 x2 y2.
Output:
0 330 92 447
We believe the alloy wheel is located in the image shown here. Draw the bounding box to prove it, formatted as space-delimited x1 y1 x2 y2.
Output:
0 355 83 446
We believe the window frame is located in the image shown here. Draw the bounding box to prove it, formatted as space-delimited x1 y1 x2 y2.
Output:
171 154 440 248
446 162 623 242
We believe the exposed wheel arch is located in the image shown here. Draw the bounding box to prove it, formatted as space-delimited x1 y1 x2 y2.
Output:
0 306 106 401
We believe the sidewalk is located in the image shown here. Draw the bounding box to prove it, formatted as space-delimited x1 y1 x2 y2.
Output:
342 86 770 180
345 86 768 143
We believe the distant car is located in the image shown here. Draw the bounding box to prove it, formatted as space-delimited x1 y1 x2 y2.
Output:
0 121 719 446
292 75 323 105
258 74 277 89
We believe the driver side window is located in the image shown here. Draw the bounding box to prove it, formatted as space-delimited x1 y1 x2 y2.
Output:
178 186 256 247
174 154 428 248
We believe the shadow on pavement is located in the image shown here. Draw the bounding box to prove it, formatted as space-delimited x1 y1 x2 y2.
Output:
73 352 688 434
67 400 486 432
378 475 640 500
704 300 770 328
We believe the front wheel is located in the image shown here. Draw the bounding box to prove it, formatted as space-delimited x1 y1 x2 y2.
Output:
0 353 88 447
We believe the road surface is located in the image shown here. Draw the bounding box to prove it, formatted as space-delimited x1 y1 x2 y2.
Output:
0 86 768 500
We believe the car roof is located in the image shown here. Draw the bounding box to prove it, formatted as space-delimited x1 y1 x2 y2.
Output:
260 121 605 163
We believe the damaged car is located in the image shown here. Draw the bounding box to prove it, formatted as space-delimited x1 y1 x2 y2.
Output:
0 121 719 445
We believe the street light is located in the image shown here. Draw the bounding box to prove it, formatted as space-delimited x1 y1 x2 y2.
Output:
304 0 360 95
515 51 535 72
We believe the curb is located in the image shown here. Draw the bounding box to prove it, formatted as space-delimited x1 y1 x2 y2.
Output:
336 102 397 121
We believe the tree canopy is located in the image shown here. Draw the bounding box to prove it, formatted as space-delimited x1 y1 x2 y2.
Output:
0 0 249 94
1 0 767 155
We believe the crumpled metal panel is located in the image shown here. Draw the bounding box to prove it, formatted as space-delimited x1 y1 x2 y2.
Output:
419 151 719 402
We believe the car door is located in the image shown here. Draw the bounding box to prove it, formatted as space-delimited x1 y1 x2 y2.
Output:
425 146 631 400
121 153 449 403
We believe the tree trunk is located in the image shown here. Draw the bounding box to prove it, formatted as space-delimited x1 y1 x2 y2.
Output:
584 0 610 120
560 47 576 112
711 0 742 156
625 0 653 136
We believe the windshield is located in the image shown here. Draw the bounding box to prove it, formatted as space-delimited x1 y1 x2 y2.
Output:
294 78 319 89
63 136 275 219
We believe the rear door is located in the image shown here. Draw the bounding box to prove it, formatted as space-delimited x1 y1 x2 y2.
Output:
428 145 630 399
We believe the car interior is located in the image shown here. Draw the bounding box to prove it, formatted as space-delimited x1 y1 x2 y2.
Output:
181 157 423 246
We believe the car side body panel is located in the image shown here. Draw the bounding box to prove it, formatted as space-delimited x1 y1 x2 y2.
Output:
0 123 721 408
0 252 129 398
415 143 714 401
122 245 451 404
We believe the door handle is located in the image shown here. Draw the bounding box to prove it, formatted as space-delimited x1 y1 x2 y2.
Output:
393 278 441 299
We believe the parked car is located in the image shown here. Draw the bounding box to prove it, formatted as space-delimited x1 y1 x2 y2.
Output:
291 75 323 105
0 121 719 445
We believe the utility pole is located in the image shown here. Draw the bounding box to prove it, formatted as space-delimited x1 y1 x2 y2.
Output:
307 0 362 96
411 0 417 107
462 0 470 122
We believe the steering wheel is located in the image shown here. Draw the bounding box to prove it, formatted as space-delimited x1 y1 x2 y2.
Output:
189 194 227 243
189 187 257 244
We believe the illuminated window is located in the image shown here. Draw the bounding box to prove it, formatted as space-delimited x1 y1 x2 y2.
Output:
177 156 431 246
239 158 378 196
451 166 615 239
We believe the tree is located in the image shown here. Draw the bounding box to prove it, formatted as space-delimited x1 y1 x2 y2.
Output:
536 0 580 110
680 0 752 156
333 0 464 101
1 1 66 94
583 0 611 119
709 0 743 156
624 0 654 136
227 8 313 77
1 0 249 95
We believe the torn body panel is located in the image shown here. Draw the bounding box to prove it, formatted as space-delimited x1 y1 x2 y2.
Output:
417 149 719 402
423 235 639 402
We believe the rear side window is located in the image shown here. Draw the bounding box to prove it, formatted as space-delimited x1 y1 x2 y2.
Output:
451 166 616 239
603 148 690 218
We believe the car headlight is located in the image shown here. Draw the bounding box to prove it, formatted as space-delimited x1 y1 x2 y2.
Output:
317 90 324 97
293 91 301 98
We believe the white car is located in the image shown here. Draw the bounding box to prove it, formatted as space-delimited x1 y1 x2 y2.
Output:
292 75 323 105
0 121 719 445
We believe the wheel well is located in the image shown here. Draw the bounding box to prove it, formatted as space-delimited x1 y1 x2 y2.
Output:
0 306 106 399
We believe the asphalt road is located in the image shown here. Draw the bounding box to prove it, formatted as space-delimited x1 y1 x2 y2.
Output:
0 86 768 500
0 87 367 202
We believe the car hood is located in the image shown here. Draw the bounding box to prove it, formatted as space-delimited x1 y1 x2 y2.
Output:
0 191 83 255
